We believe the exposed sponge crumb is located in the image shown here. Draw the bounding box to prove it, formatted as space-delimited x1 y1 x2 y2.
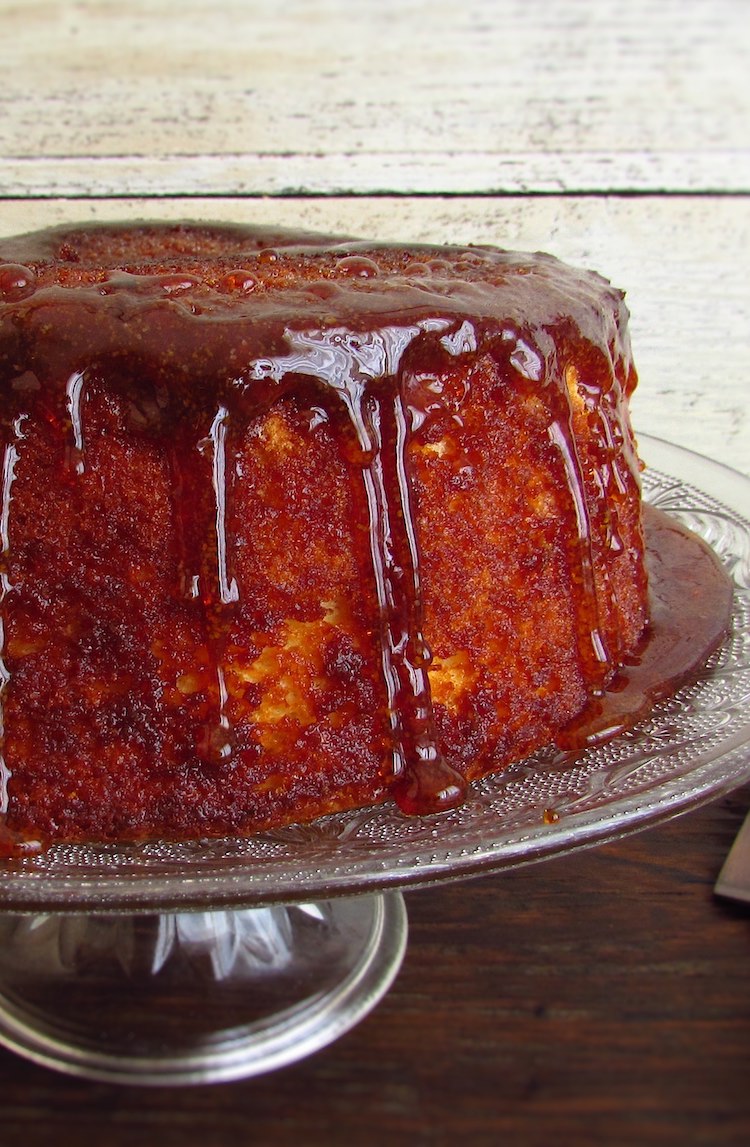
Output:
429 650 478 714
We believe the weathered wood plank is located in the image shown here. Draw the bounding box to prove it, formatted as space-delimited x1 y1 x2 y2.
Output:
1 0 748 195
2 195 747 476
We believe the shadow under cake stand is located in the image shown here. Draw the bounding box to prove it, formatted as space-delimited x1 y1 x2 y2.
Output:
0 435 748 1086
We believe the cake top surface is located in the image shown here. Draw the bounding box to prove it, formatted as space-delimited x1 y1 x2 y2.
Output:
0 219 626 330
0 221 635 409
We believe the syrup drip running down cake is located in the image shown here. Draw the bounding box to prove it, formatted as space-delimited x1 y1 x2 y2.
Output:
0 222 650 854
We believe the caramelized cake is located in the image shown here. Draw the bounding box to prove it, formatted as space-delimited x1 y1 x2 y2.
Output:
0 221 649 853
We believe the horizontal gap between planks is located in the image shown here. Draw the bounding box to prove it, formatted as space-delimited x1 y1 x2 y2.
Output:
2 150 749 198
2 189 750 202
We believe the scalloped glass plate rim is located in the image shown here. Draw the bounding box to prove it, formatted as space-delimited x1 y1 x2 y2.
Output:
1 433 749 912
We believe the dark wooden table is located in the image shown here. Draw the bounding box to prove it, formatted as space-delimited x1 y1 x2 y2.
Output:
1 782 749 1147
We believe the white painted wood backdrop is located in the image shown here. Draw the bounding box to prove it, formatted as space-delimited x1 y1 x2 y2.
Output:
1 0 748 479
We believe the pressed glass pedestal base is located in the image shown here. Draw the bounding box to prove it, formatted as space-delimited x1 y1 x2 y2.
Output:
0 893 407 1085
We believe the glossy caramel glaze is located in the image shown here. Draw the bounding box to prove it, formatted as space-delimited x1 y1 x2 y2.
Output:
0 222 649 852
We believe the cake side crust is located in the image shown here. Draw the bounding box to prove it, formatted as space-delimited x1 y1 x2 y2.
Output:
0 222 647 848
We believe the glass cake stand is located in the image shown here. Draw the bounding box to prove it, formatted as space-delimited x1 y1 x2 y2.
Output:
0 434 748 1086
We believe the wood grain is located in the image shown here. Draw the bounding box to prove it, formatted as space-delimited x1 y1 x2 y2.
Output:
1 0 748 194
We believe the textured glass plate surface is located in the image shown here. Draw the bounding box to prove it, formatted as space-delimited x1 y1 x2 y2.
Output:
1 434 749 913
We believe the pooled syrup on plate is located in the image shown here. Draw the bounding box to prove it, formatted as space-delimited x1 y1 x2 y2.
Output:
555 504 733 750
